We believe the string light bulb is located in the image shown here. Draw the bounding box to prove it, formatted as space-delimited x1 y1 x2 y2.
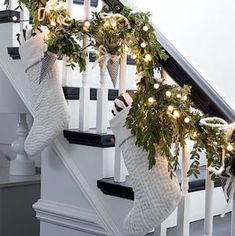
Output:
153 83 160 89
227 144 234 151
50 20 56 27
165 91 172 97
148 97 155 104
12 16 18 21
111 20 117 27
173 110 180 119
131 54 137 59
182 95 188 101
141 42 147 48
145 54 152 62
167 105 174 112
184 117 190 123
143 25 149 31
176 93 182 99
103 21 110 28
84 20 90 28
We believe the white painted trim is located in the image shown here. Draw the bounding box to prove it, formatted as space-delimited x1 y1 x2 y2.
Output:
53 138 123 236
0 49 122 236
33 199 108 236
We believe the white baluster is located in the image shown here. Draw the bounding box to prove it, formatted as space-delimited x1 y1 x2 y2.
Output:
96 65 108 133
204 163 214 236
79 0 90 131
114 53 127 182
231 194 235 236
9 113 35 176
177 138 190 236
20 7 29 31
8 0 17 10
67 0 73 17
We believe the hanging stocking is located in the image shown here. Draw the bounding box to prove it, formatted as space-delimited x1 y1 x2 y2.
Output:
107 55 120 88
110 93 181 236
19 32 70 156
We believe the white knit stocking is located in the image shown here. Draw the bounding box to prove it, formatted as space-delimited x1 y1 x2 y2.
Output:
110 94 181 236
19 33 70 156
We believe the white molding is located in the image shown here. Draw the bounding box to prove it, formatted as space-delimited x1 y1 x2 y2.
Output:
33 199 108 236
53 138 122 236
0 37 122 236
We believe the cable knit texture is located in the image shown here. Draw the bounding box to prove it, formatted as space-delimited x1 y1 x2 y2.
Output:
110 93 181 236
19 32 70 156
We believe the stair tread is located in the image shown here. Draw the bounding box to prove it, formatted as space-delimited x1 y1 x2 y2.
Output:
97 166 222 200
64 128 115 148
0 10 20 24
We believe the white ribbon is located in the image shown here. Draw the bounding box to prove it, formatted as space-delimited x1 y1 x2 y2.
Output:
200 117 235 216
100 12 131 29
38 0 67 22
92 45 120 69
135 71 145 83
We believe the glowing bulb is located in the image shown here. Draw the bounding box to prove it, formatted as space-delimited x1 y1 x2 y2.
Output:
95 50 100 56
173 110 180 119
12 16 18 21
50 20 56 27
145 54 152 62
167 105 174 112
213 141 218 146
148 97 155 104
176 93 182 99
103 21 110 28
141 42 146 48
182 95 188 101
153 83 160 89
227 144 234 151
143 25 149 31
131 54 137 59
111 21 117 27
84 20 90 28
165 91 172 97
184 117 190 123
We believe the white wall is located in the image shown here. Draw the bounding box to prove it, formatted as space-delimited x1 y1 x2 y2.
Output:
125 0 235 110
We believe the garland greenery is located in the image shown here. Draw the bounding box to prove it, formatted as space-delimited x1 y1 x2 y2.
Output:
4 0 235 179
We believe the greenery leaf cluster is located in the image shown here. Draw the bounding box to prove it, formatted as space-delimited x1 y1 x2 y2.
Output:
4 0 235 179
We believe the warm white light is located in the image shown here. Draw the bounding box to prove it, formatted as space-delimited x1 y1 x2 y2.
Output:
12 16 18 21
95 50 100 56
50 20 56 27
148 97 155 104
103 21 110 27
182 95 188 101
141 42 147 48
84 20 90 28
167 105 174 112
165 91 172 97
132 54 137 59
193 132 198 138
184 117 190 123
111 21 117 27
227 144 234 151
173 110 180 118
153 83 159 89
143 25 149 31
176 93 182 99
145 54 152 61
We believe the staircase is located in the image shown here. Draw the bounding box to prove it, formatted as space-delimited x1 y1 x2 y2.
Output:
0 0 234 236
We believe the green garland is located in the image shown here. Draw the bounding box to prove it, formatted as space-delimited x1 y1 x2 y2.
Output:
4 0 235 179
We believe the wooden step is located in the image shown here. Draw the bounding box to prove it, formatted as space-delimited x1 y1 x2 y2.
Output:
97 166 222 200
64 128 115 147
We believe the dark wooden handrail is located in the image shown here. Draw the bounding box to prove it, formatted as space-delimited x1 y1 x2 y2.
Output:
103 0 235 122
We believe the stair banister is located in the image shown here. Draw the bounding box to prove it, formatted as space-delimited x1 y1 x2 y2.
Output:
79 0 90 131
